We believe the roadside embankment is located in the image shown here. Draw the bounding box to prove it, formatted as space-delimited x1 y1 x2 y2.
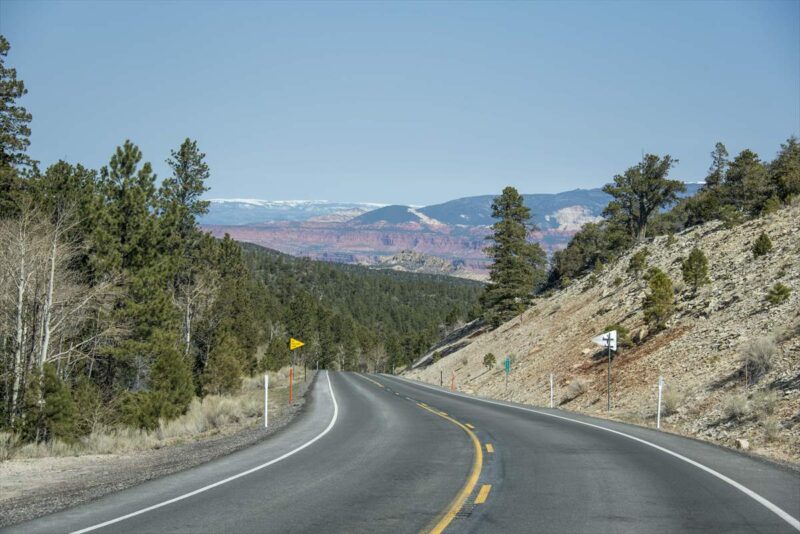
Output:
407 204 800 466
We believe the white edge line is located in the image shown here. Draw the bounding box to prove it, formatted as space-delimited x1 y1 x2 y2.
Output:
383 374 800 532
71 371 339 534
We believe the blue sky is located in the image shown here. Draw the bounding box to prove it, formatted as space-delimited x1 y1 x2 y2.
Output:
1 0 798 205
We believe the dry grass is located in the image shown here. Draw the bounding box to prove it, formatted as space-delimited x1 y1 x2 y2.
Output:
661 386 684 416
561 378 587 404
1 367 306 461
723 394 749 421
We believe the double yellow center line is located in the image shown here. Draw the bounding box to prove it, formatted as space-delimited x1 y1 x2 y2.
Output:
356 374 494 532
416 404 492 534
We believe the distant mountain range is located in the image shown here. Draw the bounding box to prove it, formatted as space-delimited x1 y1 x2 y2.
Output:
200 185 702 280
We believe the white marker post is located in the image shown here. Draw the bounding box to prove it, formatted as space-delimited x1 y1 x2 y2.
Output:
550 373 554 408
264 373 269 428
657 376 664 430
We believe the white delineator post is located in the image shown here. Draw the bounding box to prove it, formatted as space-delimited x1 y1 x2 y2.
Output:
549 373 554 408
657 376 664 430
264 373 269 428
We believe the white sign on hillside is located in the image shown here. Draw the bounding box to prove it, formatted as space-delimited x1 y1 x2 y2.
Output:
591 330 617 351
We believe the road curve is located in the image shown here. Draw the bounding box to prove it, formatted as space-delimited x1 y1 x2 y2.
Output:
377 373 800 534
2 372 473 534
3 370 798 533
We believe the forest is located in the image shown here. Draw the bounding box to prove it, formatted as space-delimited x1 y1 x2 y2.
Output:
0 35 480 444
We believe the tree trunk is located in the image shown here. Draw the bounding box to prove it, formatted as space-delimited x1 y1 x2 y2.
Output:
183 291 193 358
39 234 58 371
10 253 26 424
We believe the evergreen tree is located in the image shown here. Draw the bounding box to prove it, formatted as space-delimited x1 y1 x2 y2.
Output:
159 138 211 240
20 365 77 442
602 154 685 241
627 247 649 277
481 186 546 326
681 246 710 295
0 35 34 216
643 268 674 331
705 142 729 188
724 150 771 216
752 232 772 257
770 136 800 201
149 332 194 419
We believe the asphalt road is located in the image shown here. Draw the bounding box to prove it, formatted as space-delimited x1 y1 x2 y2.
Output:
4 371 799 533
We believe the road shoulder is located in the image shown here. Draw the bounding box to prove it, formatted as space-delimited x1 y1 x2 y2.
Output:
0 374 316 528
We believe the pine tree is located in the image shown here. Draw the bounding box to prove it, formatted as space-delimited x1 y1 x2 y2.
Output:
643 268 674 331
752 232 772 258
681 246 710 295
705 142 729 188
0 35 34 216
770 136 800 201
725 150 771 216
481 186 546 326
602 154 685 241
159 138 211 240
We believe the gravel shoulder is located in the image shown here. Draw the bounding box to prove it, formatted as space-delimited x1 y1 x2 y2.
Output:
0 373 316 527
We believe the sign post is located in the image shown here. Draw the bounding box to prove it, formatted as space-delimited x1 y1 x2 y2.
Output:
591 330 617 412
657 376 664 430
289 338 305 404
550 373 554 408
504 357 511 389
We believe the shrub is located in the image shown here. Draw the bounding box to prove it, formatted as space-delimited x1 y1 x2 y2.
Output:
661 386 684 416
666 233 677 247
723 394 749 421
483 353 496 370
763 418 781 442
766 283 791 305
740 337 777 385
72 376 105 437
751 389 779 417
461 356 469 367
613 276 623 286
627 248 650 277
643 268 675 331
562 378 587 403
203 331 244 396
762 196 782 215
431 351 442 364
719 205 743 229
681 246 710 295
752 232 773 257
150 332 195 419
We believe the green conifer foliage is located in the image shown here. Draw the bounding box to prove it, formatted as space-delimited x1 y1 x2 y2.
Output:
681 247 710 295
643 268 674 331
752 232 773 258
627 247 650 277
770 136 800 201
202 331 244 395
481 186 546 326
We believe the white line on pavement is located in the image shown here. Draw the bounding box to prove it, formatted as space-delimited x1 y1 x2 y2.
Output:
71 371 340 534
384 374 800 532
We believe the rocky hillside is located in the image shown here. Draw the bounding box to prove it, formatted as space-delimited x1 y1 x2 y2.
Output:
406 203 800 464
369 250 487 281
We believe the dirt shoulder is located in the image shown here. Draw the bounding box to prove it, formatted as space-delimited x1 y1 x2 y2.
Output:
0 374 315 527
